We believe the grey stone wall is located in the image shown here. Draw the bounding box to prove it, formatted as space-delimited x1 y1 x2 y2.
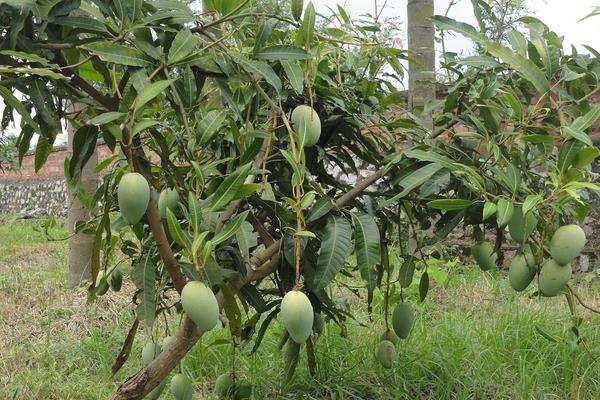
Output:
0 180 67 216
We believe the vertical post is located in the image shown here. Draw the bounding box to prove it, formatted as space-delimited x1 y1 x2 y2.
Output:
407 0 436 131
67 103 98 287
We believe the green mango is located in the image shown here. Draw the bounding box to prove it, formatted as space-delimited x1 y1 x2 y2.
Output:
158 188 179 219
538 259 572 297
508 254 536 292
291 105 321 147
280 290 313 344
170 373 193 400
214 373 234 399
181 281 220 332
508 207 537 243
375 340 396 369
550 225 586 265
391 302 415 339
471 242 497 271
118 172 150 225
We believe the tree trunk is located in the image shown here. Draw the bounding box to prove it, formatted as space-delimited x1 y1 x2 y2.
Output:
407 0 436 131
67 103 97 287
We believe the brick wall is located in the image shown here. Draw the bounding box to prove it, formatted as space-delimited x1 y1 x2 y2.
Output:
0 143 114 215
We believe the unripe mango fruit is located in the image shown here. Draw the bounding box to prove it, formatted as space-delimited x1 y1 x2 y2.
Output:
232 381 252 399
471 242 497 271
550 225 586 265
118 172 150 224
280 290 314 344
312 312 324 334
538 259 572 297
392 302 415 339
158 188 179 219
508 208 537 243
376 340 396 369
508 254 536 292
95 270 109 296
214 373 234 398
141 342 162 366
146 379 167 400
180 281 219 332
291 105 321 147
379 329 400 345
108 266 122 292
170 373 193 400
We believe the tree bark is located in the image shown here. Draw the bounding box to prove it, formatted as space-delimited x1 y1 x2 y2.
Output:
67 103 97 287
407 0 436 131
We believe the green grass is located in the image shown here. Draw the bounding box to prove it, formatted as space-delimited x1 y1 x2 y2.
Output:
2 216 600 399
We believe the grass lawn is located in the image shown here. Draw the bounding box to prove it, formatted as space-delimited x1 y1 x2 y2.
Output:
2 215 600 399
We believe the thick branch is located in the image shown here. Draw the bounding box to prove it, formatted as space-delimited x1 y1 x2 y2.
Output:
146 196 187 293
111 169 384 400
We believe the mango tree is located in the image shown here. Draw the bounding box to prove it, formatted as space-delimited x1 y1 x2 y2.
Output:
2 0 600 399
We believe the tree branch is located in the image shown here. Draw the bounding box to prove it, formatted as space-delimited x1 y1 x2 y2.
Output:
111 168 384 400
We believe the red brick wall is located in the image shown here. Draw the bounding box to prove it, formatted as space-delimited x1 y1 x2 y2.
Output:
0 143 114 183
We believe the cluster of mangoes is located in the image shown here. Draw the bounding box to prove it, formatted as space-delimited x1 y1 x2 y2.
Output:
471 207 586 297
375 302 415 369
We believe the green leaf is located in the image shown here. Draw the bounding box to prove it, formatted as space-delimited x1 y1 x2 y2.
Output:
427 199 473 211
571 105 600 131
507 29 527 55
281 60 304 94
522 194 542 216
168 28 198 64
483 41 550 94
82 42 150 66
558 140 583 173
563 126 592 146
0 50 54 66
210 162 253 212
313 216 352 291
232 54 282 93
496 198 514 228
256 45 311 61
211 211 250 246
291 0 303 21
131 119 161 137
0 85 39 132
197 109 227 145
575 147 600 168
399 258 415 288
506 163 521 194
307 197 333 222
54 16 108 33
166 209 191 249
235 221 257 261
380 163 444 208
430 15 482 41
131 257 156 331
34 136 53 172
88 112 126 126
188 193 202 231
352 213 381 290
455 55 501 68
419 271 429 302
482 201 497 221
132 79 175 113
68 125 98 180
0 66 66 79
297 2 315 46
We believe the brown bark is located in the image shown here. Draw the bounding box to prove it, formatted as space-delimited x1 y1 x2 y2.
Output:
407 0 436 131
67 103 97 287
110 169 384 400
